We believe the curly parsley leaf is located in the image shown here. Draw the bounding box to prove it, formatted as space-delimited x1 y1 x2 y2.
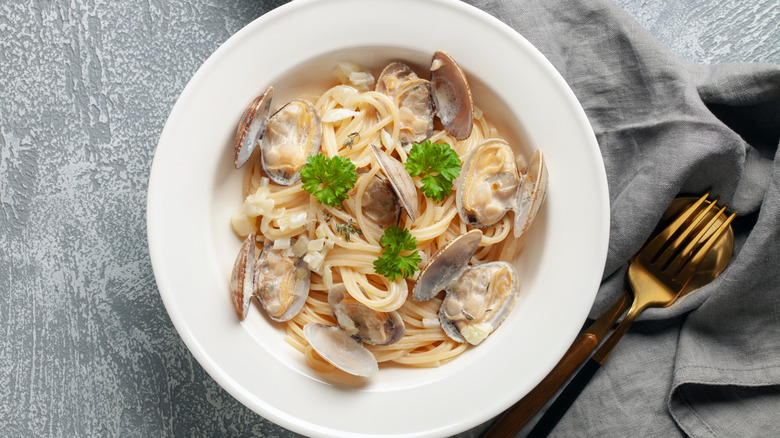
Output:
404 140 462 202
300 154 357 207
373 226 422 281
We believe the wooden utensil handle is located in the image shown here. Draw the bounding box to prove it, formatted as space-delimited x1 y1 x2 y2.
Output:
526 358 601 437
482 333 598 438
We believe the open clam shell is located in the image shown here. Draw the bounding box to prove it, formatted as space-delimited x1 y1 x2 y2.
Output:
304 323 378 378
412 229 520 345
370 144 419 222
254 239 311 322
455 139 520 228
233 87 273 169
376 62 433 144
328 284 404 345
395 78 434 143
261 99 322 185
229 232 257 319
439 261 520 345
513 149 549 238
430 51 473 140
412 229 482 301
376 62 417 95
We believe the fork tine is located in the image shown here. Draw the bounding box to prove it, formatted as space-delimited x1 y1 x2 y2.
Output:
643 193 710 258
667 210 736 279
665 204 726 273
653 198 719 267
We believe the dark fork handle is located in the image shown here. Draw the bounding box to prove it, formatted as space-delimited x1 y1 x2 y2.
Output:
526 358 602 438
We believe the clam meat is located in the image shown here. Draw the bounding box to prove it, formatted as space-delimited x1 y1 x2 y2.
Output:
439 261 519 345
456 139 520 228
261 99 322 185
329 285 404 345
254 239 311 322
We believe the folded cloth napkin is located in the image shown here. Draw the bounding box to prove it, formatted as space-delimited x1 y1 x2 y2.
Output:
465 0 780 436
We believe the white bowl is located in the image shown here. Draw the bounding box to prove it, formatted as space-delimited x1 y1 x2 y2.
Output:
147 0 609 436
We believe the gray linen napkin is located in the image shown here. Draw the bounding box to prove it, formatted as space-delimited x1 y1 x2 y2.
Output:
465 0 780 436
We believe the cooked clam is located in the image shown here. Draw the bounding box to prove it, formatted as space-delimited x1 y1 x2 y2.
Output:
261 99 322 185
430 51 473 140
304 323 378 377
376 62 416 96
370 144 419 222
513 149 549 238
329 285 404 345
233 87 273 169
229 232 257 319
439 261 519 345
361 174 401 227
413 229 520 345
376 62 433 144
456 139 520 228
254 239 311 322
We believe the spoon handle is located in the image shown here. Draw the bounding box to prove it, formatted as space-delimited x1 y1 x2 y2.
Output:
482 293 629 438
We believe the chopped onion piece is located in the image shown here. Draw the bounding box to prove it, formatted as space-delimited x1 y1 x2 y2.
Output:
422 318 440 329
230 211 254 236
322 108 360 123
273 238 291 250
292 235 309 257
308 238 325 252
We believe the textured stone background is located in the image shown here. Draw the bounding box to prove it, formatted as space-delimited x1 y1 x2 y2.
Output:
0 0 777 437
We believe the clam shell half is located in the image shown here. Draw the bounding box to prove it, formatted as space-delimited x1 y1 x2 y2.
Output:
304 323 378 378
229 232 257 319
513 149 549 238
370 144 419 222
412 229 482 301
233 87 273 169
430 51 473 140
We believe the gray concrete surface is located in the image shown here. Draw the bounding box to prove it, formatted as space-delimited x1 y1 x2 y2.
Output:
0 0 777 436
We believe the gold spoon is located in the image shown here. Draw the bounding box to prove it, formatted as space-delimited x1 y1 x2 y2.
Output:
483 196 734 438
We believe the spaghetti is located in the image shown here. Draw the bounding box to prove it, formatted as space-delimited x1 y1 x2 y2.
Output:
231 64 527 372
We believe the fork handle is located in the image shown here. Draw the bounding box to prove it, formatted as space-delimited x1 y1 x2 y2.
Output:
482 333 599 438
526 358 602 438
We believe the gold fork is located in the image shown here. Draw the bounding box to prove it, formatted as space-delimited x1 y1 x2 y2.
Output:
526 193 736 437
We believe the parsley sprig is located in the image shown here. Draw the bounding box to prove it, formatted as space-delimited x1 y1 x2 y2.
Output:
373 226 422 281
300 154 357 207
404 140 462 202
